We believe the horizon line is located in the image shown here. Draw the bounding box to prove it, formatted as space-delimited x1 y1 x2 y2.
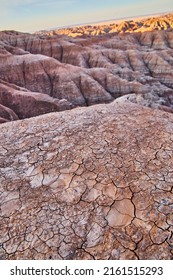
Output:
35 10 173 33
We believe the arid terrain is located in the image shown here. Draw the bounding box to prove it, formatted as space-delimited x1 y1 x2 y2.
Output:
0 13 173 260
0 13 173 122
0 101 173 260
39 13 173 37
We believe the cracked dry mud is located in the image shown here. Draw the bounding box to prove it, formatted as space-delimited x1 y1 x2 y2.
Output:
0 100 173 260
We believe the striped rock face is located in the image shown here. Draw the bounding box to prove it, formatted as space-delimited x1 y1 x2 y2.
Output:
0 100 172 260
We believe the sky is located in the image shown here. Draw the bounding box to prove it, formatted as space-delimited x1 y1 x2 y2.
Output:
0 0 173 32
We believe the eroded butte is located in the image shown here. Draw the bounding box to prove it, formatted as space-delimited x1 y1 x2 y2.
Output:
0 100 173 260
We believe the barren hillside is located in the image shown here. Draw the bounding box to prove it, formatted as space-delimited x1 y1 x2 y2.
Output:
0 100 173 260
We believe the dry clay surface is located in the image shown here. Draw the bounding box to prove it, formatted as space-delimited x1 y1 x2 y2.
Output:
0 100 173 260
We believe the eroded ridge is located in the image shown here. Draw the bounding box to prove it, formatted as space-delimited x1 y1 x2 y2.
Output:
0 100 173 259
37 13 173 37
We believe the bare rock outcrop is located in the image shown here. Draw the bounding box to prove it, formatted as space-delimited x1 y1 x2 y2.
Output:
0 100 172 260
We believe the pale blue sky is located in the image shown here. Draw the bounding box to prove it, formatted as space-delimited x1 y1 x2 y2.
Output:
0 0 172 32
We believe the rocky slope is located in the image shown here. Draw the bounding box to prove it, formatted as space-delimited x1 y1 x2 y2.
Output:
0 13 173 122
0 100 173 260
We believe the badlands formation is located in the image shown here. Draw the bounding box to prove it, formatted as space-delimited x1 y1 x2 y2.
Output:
0 13 173 260
0 13 173 122
42 13 173 36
